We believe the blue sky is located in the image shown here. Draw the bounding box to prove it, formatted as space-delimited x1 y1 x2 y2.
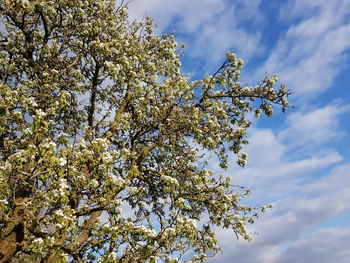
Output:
129 0 350 262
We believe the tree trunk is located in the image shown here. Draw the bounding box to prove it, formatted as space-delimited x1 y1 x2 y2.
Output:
0 223 24 263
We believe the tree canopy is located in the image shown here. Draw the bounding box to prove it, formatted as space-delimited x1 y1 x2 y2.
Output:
0 0 289 262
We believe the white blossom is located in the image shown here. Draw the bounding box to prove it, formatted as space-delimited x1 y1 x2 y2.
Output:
0 199 8 205
108 173 125 186
160 175 179 186
102 152 113 163
91 179 99 188
33 238 44 247
21 0 30 6
59 157 67 166
41 140 57 150
58 178 68 189
93 138 109 150
55 209 65 217
108 252 118 261
35 109 47 119
104 61 114 68
164 227 176 236
47 236 55 245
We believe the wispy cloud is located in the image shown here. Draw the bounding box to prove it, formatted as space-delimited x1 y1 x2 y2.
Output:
276 227 350 263
227 102 348 186
279 103 350 150
210 161 350 263
259 0 350 97
128 0 227 33
129 0 264 69
208 100 348 261
304 163 350 194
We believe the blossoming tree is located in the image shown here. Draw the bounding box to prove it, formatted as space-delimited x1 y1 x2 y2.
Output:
0 0 289 262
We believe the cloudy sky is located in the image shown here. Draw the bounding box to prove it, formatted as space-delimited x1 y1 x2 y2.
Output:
128 0 350 262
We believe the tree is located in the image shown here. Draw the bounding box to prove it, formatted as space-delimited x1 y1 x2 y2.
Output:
0 0 289 262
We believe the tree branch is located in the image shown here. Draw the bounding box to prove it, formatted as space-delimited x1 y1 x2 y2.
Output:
88 64 100 128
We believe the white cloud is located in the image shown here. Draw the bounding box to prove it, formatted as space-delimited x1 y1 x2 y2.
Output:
210 161 350 263
128 0 227 33
279 103 350 149
279 0 350 24
230 127 343 183
208 106 348 261
128 0 264 68
259 0 350 97
212 226 350 263
128 0 350 92
304 163 350 194
222 103 348 202
277 227 350 263
187 9 263 66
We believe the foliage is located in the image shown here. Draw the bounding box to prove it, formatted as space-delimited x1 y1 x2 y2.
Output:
0 0 289 262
